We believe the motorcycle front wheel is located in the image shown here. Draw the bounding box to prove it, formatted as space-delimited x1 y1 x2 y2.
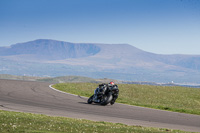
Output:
100 93 113 105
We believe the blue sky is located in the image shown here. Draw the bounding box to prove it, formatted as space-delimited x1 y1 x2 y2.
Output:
0 0 200 54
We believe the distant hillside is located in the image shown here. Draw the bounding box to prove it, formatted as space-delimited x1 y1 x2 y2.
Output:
1 39 200 83
37 76 97 83
0 74 45 81
0 74 120 84
37 76 121 84
1 74 199 88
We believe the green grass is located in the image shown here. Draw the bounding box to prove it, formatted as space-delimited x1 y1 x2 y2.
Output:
53 83 200 115
0 110 190 133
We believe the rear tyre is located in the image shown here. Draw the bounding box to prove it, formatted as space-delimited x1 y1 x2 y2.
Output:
87 95 94 104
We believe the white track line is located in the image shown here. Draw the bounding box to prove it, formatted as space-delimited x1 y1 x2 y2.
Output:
49 84 88 98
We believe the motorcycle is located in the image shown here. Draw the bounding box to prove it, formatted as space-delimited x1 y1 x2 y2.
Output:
87 83 119 105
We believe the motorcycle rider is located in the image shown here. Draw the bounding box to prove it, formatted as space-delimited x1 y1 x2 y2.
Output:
108 81 118 105
93 81 115 102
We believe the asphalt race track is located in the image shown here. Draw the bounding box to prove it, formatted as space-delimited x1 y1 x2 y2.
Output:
0 79 200 132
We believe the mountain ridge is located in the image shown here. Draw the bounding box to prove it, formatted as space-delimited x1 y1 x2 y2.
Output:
0 39 101 60
1 39 200 83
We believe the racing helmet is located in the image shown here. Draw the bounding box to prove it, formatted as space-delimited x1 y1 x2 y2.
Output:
109 81 114 85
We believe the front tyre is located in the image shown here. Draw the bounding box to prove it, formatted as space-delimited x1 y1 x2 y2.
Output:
100 93 113 106
87 95 94 104
110 100 115 105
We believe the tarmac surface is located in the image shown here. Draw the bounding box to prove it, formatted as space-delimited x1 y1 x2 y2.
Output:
0 79 200 132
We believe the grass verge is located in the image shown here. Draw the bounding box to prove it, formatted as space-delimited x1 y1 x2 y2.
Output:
0 110 190 133
52 83 200 115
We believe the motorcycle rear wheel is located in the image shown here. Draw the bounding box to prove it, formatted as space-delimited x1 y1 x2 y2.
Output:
87 95 94 104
